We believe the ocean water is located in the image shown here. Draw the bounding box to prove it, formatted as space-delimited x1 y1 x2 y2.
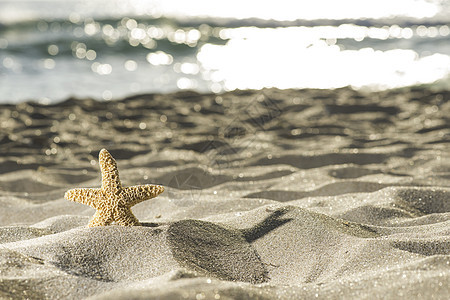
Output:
0 0 450 103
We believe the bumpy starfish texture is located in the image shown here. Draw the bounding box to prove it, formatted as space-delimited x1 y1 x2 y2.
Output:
65 149 164 227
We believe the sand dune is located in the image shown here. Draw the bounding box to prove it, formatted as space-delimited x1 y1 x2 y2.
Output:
0 87 449 299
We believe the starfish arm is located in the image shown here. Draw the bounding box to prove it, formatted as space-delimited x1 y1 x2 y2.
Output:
88 210 114 227
65 188 103 209
114 207 140 226
123 184 165 206
99 149 122 194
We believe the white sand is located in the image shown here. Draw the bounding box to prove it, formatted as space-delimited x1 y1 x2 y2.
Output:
0 87 449 299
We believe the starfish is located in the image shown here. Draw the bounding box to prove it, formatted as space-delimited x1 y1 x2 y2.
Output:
65 149 164 227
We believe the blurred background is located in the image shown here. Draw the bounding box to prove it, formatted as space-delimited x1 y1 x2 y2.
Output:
0 0 449 104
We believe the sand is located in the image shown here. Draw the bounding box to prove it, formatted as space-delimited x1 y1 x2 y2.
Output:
0 87 449 299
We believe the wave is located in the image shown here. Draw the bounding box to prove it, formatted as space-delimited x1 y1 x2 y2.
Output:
2 14 450 31
1 7 449 103
2 15 449 56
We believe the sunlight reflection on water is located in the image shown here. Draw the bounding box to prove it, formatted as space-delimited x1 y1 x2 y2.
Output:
197 25 450 91
1 0 450 102
151 0 440 20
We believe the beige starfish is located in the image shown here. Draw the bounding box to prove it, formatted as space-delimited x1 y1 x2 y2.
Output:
65 149 164 227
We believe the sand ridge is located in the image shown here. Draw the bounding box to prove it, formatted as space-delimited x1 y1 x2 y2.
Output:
0 87 449 299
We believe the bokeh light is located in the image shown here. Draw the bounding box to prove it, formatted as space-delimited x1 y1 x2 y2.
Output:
197 25 450 90
0 0 449 102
